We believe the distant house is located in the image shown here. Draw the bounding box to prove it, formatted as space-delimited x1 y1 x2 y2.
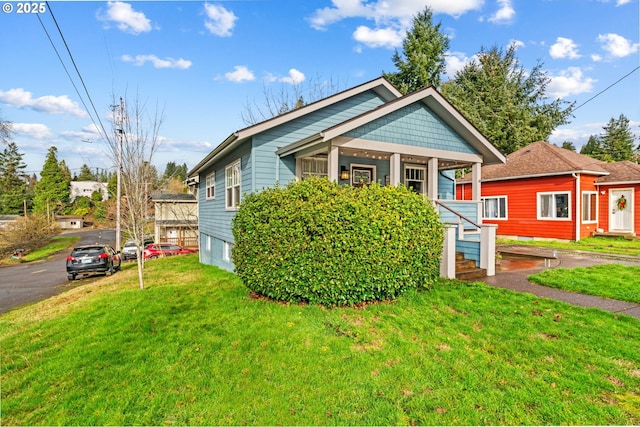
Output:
151 192 198 249
457 141 639 240
70 181 108 202
55 215 84 230
0 215 20 230
188 77 506 278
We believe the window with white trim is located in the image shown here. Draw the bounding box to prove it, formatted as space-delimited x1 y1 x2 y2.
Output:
225 160 241 210
582 191 597 222
538 192 570 220
404 165 426 195
301 157 328 179
206 173 215 200
482 196 507 219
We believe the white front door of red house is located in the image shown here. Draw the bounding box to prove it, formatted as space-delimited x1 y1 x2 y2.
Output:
609 189 633 232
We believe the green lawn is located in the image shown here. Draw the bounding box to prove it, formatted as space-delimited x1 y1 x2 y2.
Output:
529 264 640 304
498 236 640 257
1 255 639 425
0 235 79 265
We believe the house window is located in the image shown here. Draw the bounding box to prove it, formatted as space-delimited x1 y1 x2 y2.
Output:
482 196 507 219
225 160 241 210
405 165 426 195
538 192 570 220
582 192 597 222
301 157 328 179
206 173 215 200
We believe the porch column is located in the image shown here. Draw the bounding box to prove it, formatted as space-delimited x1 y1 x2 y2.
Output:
390 153 401 185
480 224 497 276
427 157 439 200
472 162 482 201
440 224 457 279
328 143 339 182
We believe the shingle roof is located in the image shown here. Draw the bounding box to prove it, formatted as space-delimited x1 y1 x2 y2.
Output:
151 192 196 202
596 160 640 183
458 141 610 182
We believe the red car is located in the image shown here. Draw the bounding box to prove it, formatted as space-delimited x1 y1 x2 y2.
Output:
143 243 196 259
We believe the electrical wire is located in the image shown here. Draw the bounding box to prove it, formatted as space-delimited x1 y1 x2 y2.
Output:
572 66 640 112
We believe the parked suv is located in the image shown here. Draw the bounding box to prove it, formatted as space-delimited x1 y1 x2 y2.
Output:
121 237 154 261
66 245 122 280
143 243 196 259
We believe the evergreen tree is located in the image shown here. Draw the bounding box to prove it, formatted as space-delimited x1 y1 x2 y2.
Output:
0 141 28 214
580 135 603 159
1 110 12 146
32 146 71 216
59 160 72 183
561 141 576 151
162 161 188 182
77 163 97 181
599 114 636 162
441 44 574 155
383 7 449 94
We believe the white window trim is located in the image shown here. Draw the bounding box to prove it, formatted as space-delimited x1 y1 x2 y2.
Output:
205 172 215 200
300 156 328 179
481 195 508 220
403 164 426 195
537 191 572 221
350 163 377 186
581 191 598 223
225 159 241 211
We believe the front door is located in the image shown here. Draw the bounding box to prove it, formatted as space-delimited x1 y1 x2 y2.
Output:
609 189 633 232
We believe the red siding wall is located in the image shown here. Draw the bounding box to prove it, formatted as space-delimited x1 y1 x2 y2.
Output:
580 175 599 239
459 175 579 240
598 183 640 235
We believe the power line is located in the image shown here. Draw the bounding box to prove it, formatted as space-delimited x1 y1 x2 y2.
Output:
572 66 640 112
37 2 113 145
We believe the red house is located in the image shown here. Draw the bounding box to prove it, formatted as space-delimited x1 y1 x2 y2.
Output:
457 141 639 240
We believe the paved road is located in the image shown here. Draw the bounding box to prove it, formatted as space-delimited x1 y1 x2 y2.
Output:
0 228 116 314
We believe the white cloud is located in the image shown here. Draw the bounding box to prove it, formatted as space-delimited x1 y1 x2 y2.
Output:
97 1 152 34
121 54 192 69
353 26 404 49
591 54 603 62
547 67 596 98
309 0 483 30
597 33 639 58
280 69 306 85
445 51 476 78
0 88 87 117
203 3 237 37
488 0 515 24
12 123 53 139
224 66 255 83
549 37 581 59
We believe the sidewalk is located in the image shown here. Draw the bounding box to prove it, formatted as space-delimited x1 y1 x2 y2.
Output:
481 245 640 320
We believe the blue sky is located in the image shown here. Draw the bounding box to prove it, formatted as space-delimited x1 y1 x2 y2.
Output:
1 0 638 177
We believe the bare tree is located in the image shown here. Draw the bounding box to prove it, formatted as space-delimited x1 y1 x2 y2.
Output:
106 95 164 290
241 74 346 125
1 110 13 146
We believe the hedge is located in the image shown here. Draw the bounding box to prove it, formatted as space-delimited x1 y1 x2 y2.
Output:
232 177 443 307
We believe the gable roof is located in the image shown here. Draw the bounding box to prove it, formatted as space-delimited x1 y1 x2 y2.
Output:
277 85 506 165
596 160 640 184
188 77 402 177
458 141 610 183
151 192 197 202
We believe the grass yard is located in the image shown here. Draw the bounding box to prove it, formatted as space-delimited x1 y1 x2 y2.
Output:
529 264 640 304
498 236 640 257
1 255 639 425
0 235 79 265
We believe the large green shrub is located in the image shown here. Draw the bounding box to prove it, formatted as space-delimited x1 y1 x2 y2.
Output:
232 177 443 307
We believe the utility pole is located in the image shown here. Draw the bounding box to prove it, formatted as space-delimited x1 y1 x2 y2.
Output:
115 98 124 252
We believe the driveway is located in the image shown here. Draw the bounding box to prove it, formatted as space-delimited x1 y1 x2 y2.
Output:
0 228 116 314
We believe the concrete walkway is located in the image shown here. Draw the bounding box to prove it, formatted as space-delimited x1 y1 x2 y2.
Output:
481 245 640 320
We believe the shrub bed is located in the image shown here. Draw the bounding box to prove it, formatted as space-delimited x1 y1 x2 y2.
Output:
232 177 443 306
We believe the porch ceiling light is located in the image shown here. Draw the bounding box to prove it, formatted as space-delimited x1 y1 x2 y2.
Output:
340 166 349 181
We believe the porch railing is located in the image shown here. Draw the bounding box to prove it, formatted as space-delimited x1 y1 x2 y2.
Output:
435 200 496 278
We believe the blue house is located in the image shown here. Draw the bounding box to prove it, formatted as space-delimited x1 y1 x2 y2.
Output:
188 77 506 277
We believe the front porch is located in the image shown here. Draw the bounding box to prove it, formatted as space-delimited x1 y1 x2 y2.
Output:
277 139 496 278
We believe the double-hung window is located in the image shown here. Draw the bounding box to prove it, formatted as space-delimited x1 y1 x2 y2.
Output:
582 192 597 222
225 160 241 210
482 196 507 219
301 157 328 179
206 173 215 200
538 192 570 220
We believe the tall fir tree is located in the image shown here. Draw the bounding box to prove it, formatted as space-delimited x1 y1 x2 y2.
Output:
32 146 71 215
441 44 574 155
77 163 97 181
383 6 449 94
599 114 636 162
0 141 28 214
